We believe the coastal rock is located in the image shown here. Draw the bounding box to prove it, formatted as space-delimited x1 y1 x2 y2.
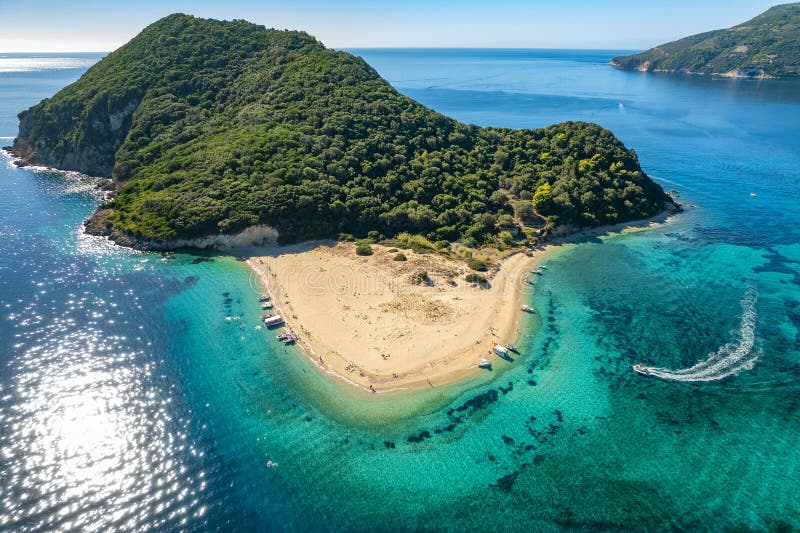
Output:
84 217 279 251
14 93 140 177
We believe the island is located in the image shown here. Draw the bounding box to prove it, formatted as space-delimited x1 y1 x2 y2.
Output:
5 13 678 390
611 3 800 78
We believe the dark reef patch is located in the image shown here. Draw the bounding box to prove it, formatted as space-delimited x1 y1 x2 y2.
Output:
454 389 499 414
490 470 521 492
407 430 432 444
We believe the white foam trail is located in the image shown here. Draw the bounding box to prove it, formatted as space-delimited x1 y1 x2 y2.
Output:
647 287 759 382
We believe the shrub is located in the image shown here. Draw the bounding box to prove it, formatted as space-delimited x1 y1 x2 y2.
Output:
467 258 490 272
498 230 514 245
396 232 436 253
514 201 535 219
465 273 487 283
355 243 373 256
393 253 407 261
415 271 430 283
434 240 450 250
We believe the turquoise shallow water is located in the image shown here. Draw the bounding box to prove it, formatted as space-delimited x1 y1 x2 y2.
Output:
1 50 799 531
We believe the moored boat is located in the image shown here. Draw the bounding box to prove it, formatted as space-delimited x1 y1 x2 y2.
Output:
258 294 270 302
264 315 285 327
506 343 518 353
521 304 534 313
492 342 509 357
261 302 273 310
478 358 492 368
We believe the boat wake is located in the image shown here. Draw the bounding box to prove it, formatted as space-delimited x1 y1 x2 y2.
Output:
645 287 759 382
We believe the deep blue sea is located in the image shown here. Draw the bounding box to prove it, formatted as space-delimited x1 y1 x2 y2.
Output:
1 49 799 531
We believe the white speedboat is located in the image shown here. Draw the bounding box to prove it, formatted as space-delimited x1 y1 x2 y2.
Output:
478 358 492 368
264 315 285 327
492 343 509 357
521 304 535 313
632 364 651 376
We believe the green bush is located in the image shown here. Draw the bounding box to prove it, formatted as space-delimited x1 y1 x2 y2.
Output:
465 273 487 283
467 258 490 272
355 243 373 256
393 253 407 261
498 230 514 245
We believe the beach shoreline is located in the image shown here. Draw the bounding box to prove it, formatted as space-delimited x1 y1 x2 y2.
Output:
244 208 678 393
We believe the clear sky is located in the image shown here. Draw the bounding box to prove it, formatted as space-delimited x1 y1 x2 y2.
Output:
0 0 783 52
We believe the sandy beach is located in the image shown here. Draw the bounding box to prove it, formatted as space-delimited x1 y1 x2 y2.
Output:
246 243 552 392
246 209 677 392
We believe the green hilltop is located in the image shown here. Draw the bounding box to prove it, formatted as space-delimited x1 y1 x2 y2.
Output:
12 14 670 249
611 3 800 78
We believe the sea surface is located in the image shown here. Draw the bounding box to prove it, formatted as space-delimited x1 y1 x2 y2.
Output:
1 49 799 531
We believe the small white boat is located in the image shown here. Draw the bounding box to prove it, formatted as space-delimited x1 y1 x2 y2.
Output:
750 192 757 198
266 460 278 468
492 343 509 357
521 304 535 313
261 302 273 310
264 315 285 327
258 294 270 302
478 358 492 368
506 343 518 353
633 364 651 376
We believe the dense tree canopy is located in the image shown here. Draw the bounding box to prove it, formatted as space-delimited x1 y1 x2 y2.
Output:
14 14 670 247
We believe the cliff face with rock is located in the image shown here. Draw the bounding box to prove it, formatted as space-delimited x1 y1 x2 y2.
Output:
14 91 139 177
611 3 800 78
12 13 672 250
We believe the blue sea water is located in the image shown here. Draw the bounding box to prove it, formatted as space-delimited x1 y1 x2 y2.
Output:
1 49 799 531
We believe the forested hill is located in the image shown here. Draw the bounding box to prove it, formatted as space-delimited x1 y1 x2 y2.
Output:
611 3 800 78
11 14 670 249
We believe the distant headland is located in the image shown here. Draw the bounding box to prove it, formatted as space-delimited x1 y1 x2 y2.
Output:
611 3 800 79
